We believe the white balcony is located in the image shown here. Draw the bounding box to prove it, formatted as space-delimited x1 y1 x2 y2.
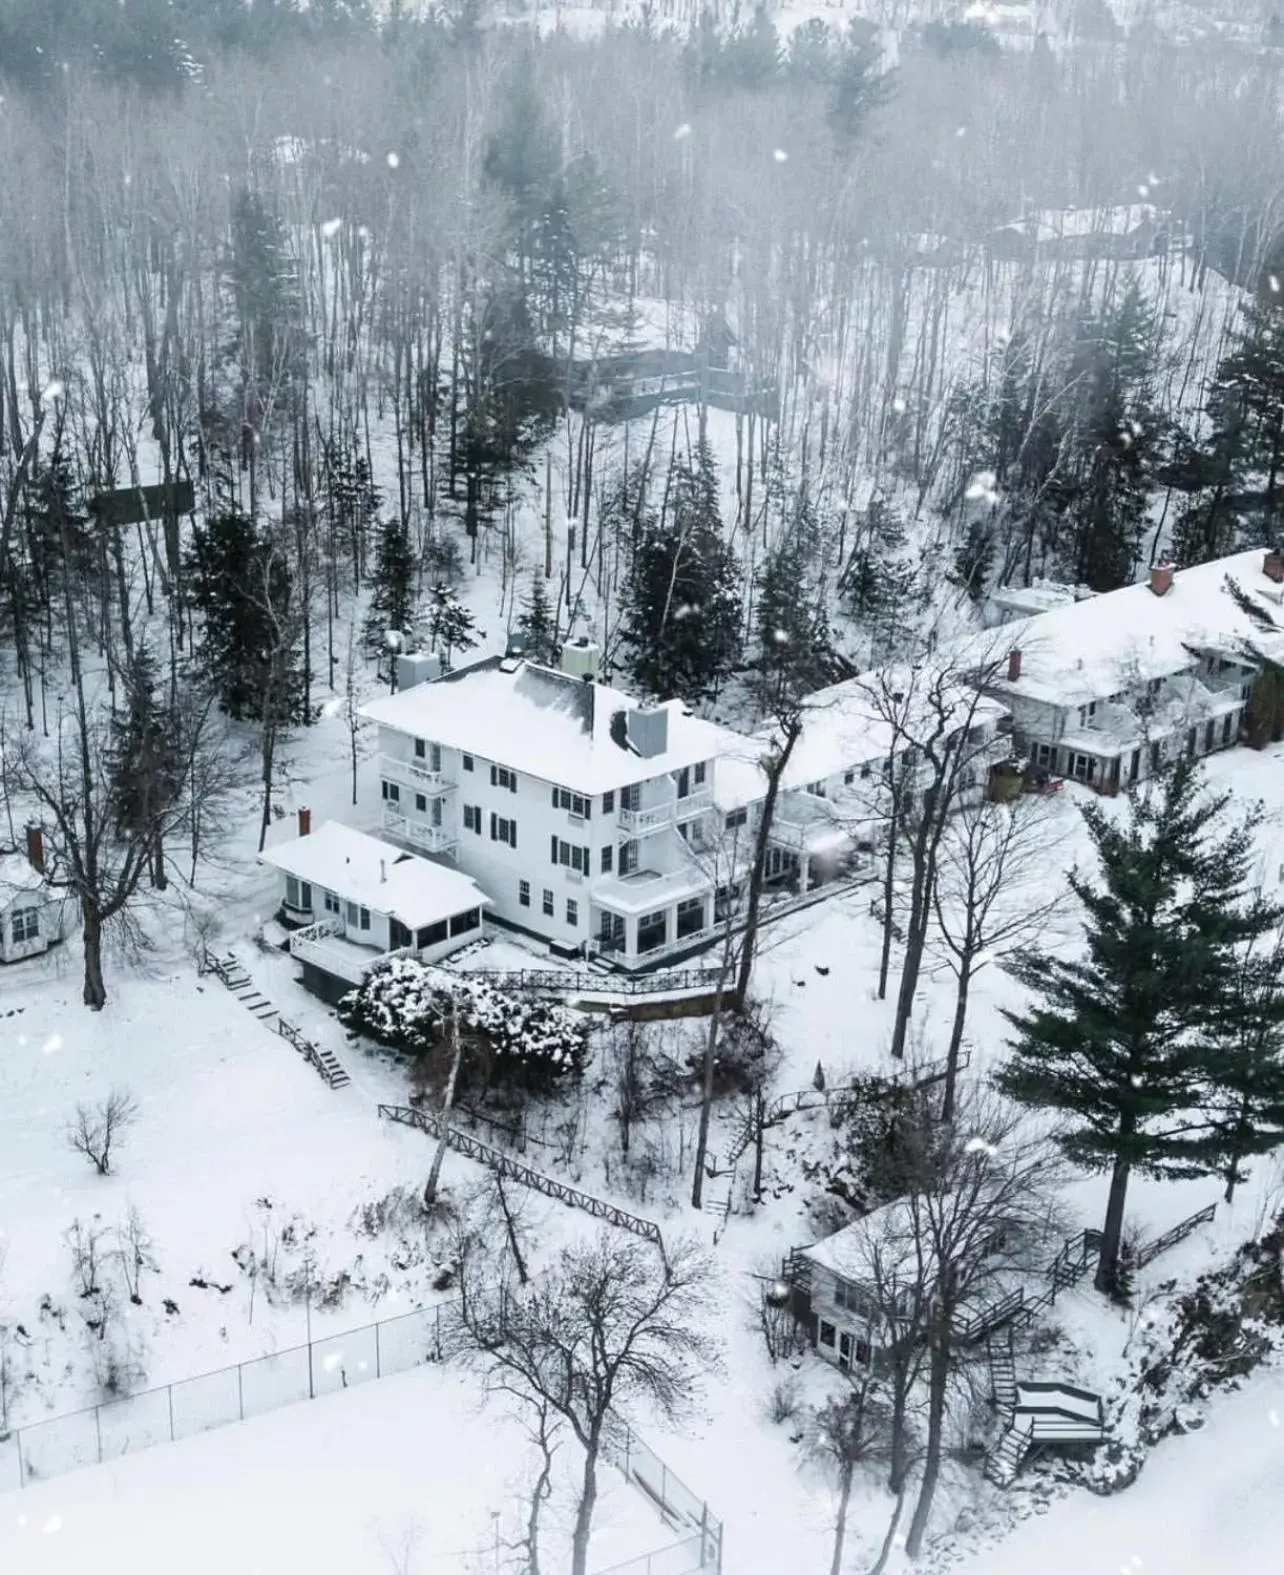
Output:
593 863 712 916
384 758 455 794
673 786 713 820
618 800 674 836
382 808 458 855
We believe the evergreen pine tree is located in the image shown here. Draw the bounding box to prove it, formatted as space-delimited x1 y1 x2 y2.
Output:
999 757 1272 1294
754 512 834 704
363 515 418 665
106 644 184 887
516 574 557 665
1198 918 1284 1202
185 513 307 723
425 582 478 670
621 441 743 700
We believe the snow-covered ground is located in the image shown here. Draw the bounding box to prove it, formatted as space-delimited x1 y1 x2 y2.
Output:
0 1360 658 1575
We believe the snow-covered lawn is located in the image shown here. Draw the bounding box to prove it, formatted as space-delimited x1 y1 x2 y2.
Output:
0 1359 659 1575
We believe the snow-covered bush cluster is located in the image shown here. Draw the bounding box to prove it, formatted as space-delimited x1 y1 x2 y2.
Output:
1083 1213 1284 1493
340 956 590 1093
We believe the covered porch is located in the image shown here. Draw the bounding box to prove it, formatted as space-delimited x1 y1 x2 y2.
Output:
589 866 715 970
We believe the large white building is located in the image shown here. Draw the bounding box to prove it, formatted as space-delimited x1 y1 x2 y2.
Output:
984 548 1284 792
360 648 730 970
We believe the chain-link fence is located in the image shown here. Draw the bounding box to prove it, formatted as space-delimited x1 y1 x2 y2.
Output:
0 1299 452 1492
0 1300 721 1575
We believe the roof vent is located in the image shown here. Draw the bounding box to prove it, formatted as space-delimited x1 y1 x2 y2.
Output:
1149 557 1174 597
394 652 442 691
560 638 600 682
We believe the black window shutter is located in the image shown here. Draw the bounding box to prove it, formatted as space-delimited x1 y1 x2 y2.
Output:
510 773 517 794
584 798 591 818
551 835 558 865
510 822 517 850
490 812 497 840
551 787 558 808
582 845 590 872
490 765 497 786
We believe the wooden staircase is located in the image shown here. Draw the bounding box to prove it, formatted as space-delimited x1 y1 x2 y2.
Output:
987 1327 1018 1415
204 950 351 1090
985 1417 1033 1487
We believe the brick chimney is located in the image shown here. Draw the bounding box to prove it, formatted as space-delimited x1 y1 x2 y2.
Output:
1149 557 1175 597
1265 547 1284 584
1007 648 1022 682
25 823 44 874
297 807 312 838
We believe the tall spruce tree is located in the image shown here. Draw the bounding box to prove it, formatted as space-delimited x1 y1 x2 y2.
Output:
516 573 557 665
363 515 418 666
622 441 742 700
425 581 478 670
185 513 307 724
999 757 1272 1293
1197 917 1284 1202
106 644 183 888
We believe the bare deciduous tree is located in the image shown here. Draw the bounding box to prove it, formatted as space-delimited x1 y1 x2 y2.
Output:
454 1232 719 1575
806 1377 893 1575
66 1088 138 1176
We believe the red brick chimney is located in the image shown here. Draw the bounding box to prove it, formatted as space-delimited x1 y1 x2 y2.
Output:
297 807 312 838
1149 557 1175 597
1265 547 1284 584
25 823 44 874
1007 648 1022 682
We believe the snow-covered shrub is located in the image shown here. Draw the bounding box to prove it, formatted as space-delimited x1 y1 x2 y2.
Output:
1083 1213 1284 1493
340 956 590 1094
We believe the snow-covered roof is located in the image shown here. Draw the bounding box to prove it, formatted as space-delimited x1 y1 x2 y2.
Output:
0 853 45 906
768 666 1009 793
361 659 727 795
991 548 1284 710
801 1197 934 1286
258 822 490 931
987 580 1086 619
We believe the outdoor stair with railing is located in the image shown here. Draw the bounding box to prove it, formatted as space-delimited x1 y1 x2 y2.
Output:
203 949 351 1090
985 1415 1035 1487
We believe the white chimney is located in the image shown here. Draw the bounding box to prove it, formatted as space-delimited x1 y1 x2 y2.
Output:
380 859 387 883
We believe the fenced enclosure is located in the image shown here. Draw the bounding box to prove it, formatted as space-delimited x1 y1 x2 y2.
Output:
0 1299 450 1493
0 1300 721 1575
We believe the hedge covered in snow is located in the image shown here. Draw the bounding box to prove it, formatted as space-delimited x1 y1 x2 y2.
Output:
1083 1213 1284 1494
340 955 590 1093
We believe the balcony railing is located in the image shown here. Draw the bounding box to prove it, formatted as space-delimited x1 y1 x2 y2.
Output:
384 757 455 794
673 786 713 820
382 808 457 854
617 800 673 836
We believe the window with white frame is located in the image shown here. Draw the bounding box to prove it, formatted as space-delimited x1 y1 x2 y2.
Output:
381 780 400 803
566 898 579 926
519 880 531 907
552 787 591 818
694 761 706 785
491 813 517 848
463 754 474 772
618 839 639 874
490 765 518 793
602 790 615 813
323 890 341 914
10 906 39 944
415 793 427 813
414 737 426 759
601 845 613 873
284 877 313 912
724 807 747 830
345 902 371 931
463 804 482 834
542 888 554 916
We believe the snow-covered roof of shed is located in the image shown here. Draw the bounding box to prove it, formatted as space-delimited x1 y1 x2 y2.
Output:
0 853 46 904
258 822 489 931
361 659 726 795
800 1197 932 1285
990 547 1284 710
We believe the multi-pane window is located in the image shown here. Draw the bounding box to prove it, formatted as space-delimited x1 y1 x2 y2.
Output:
381 780 400 803
323 891 341 914
542 889 554 916
463 804 482 834
450 908 480 936
463 754 474 772
490 765 518 793
415 793 427 813
491 814 517 848
724 807 747 831
620 783 641 812
519 880 531 907
566 899 579 927
417 920 448 947
10 906 39 944
694 761 706 785
550 837 590 874
601 845 614 873
414 738 426 759
345 902 371 931
619 840 640 874
602 790 615 813
552 787 591 818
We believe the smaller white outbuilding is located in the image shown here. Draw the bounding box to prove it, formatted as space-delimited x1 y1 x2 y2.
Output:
0 828 68 965
259 814 491 1003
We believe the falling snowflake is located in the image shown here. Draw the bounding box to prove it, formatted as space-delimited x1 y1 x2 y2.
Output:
1129 1073 1144 1087
673 123 692 141
772 628 790 645
891 396 907 414
964 1136 999 1158
42 1515 62 1536
1270 275 1281 295
673 602 698 622
40 379 65 405
41 1034 62 1057
965 471 998 502
1137 184 1149 199
955 125 967 138
1271 1408 1281 1427
773 148 788 163
320 217 342 240
386 151 400 170
322 1350 345 1373
320 696 344 719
